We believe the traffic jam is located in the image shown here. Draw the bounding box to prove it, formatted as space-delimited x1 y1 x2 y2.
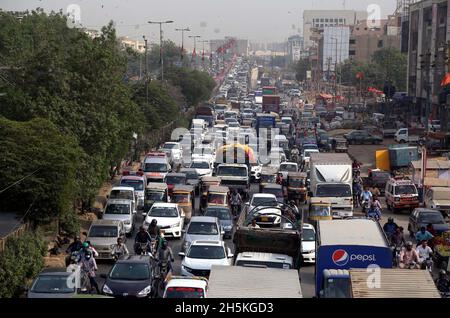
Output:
30 57 450 299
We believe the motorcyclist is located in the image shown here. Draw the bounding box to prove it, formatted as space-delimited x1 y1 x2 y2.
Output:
415 226 434 246
416 240 433 270
383 217 399 239
79 249 99 294
66 235 83 254
435 270 450 293
147 219 160 237
360 186 373 212
367 201 381 220
276 173 284 185
390 226 406 248
352 159 362 171
230 189 243 217
352 171 363 208
399 241 420 269
290 145 300 162
111 237 129 259
157 239 174 277
134 226 152 254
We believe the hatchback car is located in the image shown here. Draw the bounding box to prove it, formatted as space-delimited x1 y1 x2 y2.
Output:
101 255 153 298
204 206 233 238
179 240 233 278
181 216 224 252
408 208 449 238
144 203 184 239
28 268 86 298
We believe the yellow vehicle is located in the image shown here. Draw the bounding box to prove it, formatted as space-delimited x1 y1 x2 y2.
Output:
207 185 230 209
171 185 195 222
200 176 221 211
144 183 169 212
308 197 332 228
287 172 308 203
259 166 278 192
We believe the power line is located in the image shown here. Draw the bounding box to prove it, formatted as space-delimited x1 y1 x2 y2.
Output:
0 169 40 195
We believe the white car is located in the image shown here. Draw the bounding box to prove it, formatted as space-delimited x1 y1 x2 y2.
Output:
247 193 281 226
143 203 184 239
192 146 215 164
180 240 233 277
161 142 183 161
301 223 316 263
278 162 298 179
189 159 213 177
163 276 208 298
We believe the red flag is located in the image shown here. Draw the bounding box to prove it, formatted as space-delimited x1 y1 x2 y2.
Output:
202 49 204 61
441 73 450 86
356 72 364 79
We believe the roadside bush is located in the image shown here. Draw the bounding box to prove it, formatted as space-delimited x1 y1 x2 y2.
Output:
0 231 46 298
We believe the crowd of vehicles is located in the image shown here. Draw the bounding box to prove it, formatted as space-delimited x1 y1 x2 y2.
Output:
30 59 449 299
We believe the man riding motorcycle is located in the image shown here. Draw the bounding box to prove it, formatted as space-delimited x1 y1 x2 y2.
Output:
230 189 243 217
367 201 381 221
157 239 174 279
399 241 420 269
290 145 300 163
134 226 152 254
360 187 373 213
111 237 129 260
435 270 450 294
383 217 399 239
416 240 434 271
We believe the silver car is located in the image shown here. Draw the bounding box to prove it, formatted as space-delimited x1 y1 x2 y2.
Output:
27 268 86 298
86 220 125 260
181 216 224 253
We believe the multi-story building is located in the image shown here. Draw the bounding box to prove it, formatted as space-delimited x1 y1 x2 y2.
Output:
303 10 367 49
407 0 449 124
287 35 304 62
118 36 146 53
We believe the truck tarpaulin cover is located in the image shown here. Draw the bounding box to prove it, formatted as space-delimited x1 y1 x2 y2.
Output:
215 144 256 164
233 227 301 259
318 93 333 99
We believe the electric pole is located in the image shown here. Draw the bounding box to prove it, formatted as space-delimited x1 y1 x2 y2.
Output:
175 27 190 62
143 35 149 105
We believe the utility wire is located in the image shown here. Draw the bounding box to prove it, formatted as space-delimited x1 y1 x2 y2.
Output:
0 168 40 195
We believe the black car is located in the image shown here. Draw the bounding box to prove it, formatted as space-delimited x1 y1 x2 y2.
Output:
408 208 450 238
101 255 153 298
204 206 233 238
344 130 383 145
180 168 200 195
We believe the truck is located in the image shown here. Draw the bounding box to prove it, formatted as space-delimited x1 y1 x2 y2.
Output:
207 265 302 298
316 219 392 298
195 104 214 127
349 268 440 298
394 128 425 144
309 153 353 218
216 163 250 196
262 95 281 113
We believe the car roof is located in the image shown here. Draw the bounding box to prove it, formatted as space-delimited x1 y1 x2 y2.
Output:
414 208 441 214
191 240 224 246
236 252 293 263
252 193 277 198
190 216 218 223
166 173 186 177
166 277 208 289
121 175 145 181
91 219 122 226
111 186 135 191
106 199 132 205
302 223 315 230
116 255 152 263
39 268 71 275
151 203 178 208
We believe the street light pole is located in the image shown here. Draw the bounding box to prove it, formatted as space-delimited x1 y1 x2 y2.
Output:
148 20 174 82
189 35 201 69
175 27 190 62
143 35 149 105
199 40 209 71
331 37 338 104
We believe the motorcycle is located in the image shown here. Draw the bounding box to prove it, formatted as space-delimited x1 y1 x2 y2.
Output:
391 245 403 267
152 260 171 298
135 242 150 255
420 257 433 272
361 199 371 214
366 207 381 221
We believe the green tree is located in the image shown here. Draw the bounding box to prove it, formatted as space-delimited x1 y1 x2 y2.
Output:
371 47 407 91
293 58 312 82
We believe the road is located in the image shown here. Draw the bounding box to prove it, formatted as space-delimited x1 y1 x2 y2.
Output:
94 137 413 298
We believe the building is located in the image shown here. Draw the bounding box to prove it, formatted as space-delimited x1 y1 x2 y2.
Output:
303 10 367 49
407 0 449 126
83 28 101 39
322 26 350 72
350 17 401 63
287 35 304 62
118 37 146 53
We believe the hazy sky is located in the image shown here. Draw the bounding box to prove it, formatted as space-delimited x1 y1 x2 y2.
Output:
1 0 396 48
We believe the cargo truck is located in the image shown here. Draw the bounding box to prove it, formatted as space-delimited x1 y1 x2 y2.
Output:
262 95 280 113
315 219 392 298
195 105 214 127
309 153 353 218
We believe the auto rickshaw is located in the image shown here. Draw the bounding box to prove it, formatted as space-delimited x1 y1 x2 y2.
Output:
334 137 348 153
171 185 195 222
259 166 278 192
287 172 308 204
200 176 221 211
308 197 332 228
206 185 230 210
143 183 169 214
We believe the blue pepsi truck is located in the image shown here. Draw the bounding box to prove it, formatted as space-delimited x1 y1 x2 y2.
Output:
315 219 392 298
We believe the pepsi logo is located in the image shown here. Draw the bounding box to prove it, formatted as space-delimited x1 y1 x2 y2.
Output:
332 249 349 266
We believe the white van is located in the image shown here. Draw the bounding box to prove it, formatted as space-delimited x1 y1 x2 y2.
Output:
192 118 206 130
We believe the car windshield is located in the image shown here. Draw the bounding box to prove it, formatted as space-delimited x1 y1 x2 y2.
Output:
172 194 190 203
165 176 186 184
280 164 297 172
316 184 352 197
190 162 210 169
261 175 276 183
217 166 247 176
88 226 118 238
303 228 316 241
394 185 417 195
105 203 130 215
252 197 278 207
146 191 166 201
109 190 133 200
31 275 74 293
187 245 225 259
418 213 445 224
263 188 283 198
150 207 178 217
163 143 177 149
205 208 231 220
303 150 317 158
109 263 150 280
144 163 168 173
289 179 305 187
165 287 205 298
183 171 199 179
187 222 218 235
120 179 144 191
